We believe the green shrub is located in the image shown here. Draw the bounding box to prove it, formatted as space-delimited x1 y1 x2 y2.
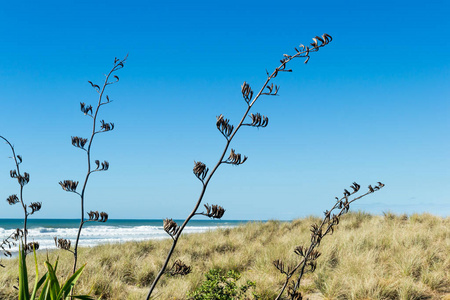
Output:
188 269 257 300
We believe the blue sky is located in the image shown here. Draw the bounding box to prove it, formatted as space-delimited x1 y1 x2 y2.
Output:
0 0 449 220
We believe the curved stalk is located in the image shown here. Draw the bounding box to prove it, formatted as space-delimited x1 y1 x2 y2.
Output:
146 35 332 299
1 136 30 249
273 183 385 300
69 55 127 274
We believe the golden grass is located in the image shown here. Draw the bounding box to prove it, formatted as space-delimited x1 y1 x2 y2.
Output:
0 212 448 299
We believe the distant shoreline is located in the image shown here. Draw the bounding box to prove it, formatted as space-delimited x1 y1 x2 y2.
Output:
0 218 252 257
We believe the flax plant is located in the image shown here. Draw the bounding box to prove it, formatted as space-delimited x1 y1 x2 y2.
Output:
273 182 385 300
1 136 42 257
17 245 96 300
57 56 127 274
146 34 333 299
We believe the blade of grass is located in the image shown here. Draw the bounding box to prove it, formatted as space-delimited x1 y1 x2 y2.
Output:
57 264 86 299
45 261 60 299
30 246 47 299
37 276 51 300
18 245 30 300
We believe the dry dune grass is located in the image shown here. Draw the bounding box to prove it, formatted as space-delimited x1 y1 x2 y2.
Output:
0 212 448 299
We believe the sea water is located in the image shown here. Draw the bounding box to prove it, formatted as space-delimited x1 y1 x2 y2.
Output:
0 219 246 256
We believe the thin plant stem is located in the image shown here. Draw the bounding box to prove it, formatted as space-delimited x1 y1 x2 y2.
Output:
146 34 332 299
1 136 30 249
60 56 127 274
273 183 385 300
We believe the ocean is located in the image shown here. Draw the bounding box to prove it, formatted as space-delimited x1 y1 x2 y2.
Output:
0 219 247 256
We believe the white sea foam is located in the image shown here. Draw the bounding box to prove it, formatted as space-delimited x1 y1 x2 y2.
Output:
1 224 228 256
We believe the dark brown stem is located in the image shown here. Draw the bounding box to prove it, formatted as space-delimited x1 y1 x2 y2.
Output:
0 136 30 251
291 190 373 291
275 273 293 300
274 185 383 300
145 37 330 299
71 55 127 274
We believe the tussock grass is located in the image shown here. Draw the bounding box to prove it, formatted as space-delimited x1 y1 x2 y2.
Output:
0 212 448 299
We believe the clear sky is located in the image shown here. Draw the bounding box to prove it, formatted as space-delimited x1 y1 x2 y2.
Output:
0 0 449 220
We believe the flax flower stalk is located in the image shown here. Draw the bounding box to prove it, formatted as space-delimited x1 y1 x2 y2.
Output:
146 34 332 299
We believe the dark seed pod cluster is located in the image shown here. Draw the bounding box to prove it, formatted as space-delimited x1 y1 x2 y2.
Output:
369 182 384 193
59 180 79 192
54 237 71 251
241 81 253 104
350 182 361 193
28 202 42 214
163 218 180 238
310 223 323 245
87 211 108 222
168 260 191 276
224 149 247 165
94 160 109 171
24 242 39 254
216 114 234 139
273 259 293 275
193 161 208 181
287 283 303 300
203 204 225 219
1 229 23 258
88 80 100 92
294 245 307 257
6 194 19 205
244 113 269 128
80 102 93 116
10 170 30 186
285 33 333 65
18 173 30 186
261 83 279 96
100 120 114 132
71 136 88 149
309 34 332 50
308 250 321 261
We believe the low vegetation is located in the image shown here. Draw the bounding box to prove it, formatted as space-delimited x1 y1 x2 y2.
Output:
0 212 448 299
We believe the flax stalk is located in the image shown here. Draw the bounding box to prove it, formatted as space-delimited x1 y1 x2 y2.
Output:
146 35 332 299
